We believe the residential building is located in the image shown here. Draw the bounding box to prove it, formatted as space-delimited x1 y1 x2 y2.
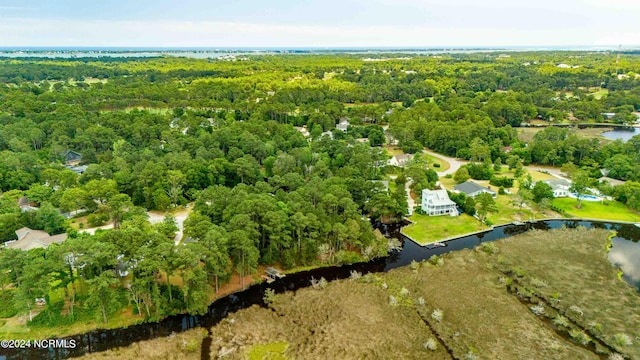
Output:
387 153 414 167
421 189 458 216
454 181 497 198
18 196 38 212
542 179 571 198
4 227 67 251
336 118 350 132
64 150 82 165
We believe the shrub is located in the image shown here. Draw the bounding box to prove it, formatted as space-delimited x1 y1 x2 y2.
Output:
431 309 443 322
433 163 441 168
588 321 602 333
417 297 425 306
480 242 496 254
263 288 276 305
569 329 591 346
388 295 398 306
87 212 109 227
552 315 569 328
490 176 514 188
608 353 625 360
349 270 362 281
423 338 438 351
530 277 548 288
530 304 545 316
410 260 420 271
399 287 409 296
613 333 633 347
428 255 444 267
310 277 328 290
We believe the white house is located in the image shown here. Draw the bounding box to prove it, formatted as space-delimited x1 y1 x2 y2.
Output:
336 118 350 132
542 179 571 198
421 189 458 216
387 154 414 167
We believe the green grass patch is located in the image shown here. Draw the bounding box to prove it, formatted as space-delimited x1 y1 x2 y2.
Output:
247 342 290 360
552 197 640 222
403 213 487 245
421 153 450 171
487 195 547 225
588 88 608 99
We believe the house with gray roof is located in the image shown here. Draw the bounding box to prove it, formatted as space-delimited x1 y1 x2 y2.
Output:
454 181 497 198
421 189 458 216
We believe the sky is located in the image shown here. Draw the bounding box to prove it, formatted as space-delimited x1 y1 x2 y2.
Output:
0 0 639 48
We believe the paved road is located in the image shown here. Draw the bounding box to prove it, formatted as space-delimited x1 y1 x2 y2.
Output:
405 180 415 215
80 206 192 245
422 149 467 177
423 149 569 180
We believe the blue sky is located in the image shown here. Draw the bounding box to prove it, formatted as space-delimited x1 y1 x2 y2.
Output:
0 0 639 47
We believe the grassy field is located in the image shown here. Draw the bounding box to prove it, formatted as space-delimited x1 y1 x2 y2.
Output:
191 227 637 360
421 153 451 172
486 194 550 225
403 213 488 245
553 198 640 222
79 328 207 360
207 277 449 360
517 126 616 143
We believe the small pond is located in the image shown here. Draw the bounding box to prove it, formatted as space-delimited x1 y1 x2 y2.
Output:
601 127 640 142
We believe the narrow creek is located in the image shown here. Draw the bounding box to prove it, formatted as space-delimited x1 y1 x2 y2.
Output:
4 219 640 360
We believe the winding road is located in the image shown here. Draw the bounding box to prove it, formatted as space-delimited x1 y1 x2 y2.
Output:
422 149 569 181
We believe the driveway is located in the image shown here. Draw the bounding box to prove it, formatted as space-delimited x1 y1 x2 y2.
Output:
422 149 467 177
80 205 192 245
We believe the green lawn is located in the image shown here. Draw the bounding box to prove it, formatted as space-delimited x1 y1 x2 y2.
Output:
403 213 487 245
588 88 608 99
421 153 450 172
487 195 548 225
553 197 640 222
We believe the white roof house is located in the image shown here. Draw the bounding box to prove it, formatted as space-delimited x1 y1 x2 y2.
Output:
421 189 458 216
336 118 350 132
387 154 414 167
541 179 571 198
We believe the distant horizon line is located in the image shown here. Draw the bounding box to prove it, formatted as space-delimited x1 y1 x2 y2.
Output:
1 45 639 51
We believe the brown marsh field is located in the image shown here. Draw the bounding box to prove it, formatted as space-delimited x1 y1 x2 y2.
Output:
84 228 639 360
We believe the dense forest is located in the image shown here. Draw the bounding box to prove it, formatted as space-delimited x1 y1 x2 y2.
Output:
0 51 639 330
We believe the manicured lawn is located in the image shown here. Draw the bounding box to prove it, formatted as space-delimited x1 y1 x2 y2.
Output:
403 213 487 245
553 197 640 222
421 153 450 172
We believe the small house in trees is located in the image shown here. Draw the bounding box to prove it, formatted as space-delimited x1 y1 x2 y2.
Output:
18 196 38 212
454 181 497 198
4 227 67 251
387 154 414 167
64 150 82 165
421 189 458 216
336 118 350 132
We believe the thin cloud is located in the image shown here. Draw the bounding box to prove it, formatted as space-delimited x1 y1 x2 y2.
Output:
0 18 637 47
